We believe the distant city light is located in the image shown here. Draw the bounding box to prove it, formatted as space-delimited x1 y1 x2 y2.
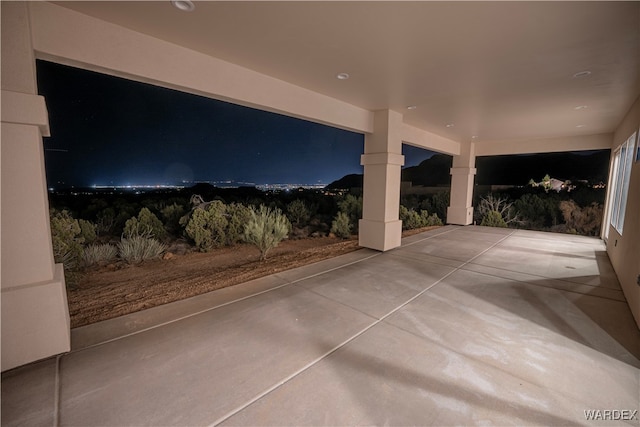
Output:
66 181 329 194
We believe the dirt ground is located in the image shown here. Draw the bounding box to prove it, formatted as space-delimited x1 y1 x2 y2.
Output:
68 227 439 328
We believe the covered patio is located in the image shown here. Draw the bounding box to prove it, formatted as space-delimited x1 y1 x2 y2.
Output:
2 1 640 372
3 226 638 426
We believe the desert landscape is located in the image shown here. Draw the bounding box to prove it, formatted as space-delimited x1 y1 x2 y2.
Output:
68 228 437 328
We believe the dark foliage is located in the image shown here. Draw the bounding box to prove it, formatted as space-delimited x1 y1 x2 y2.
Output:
328 150 610 190
475 151 610 185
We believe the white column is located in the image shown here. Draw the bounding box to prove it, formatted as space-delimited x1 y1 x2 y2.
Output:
1 1 70 371
359 110 405 251
447 141 477 225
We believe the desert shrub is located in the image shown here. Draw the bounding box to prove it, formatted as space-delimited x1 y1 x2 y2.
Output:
243 205 291 260
514 193 547 229
81 197 109 220
184 201 229 252
50 209 84 270
569 183 607 207
113 200 139 235
287 199 310 226
118 235 167 264
475 193 519 226
400 205 423 230
419 191 450 222
226 202 251 245
331 211 352 239
82 243 118 267
78 219 97 244
124 207 166 239
400 206 443 230
161 203 186 235
481 210 508 228
423 212 443 227
559 200 603 236
337 194 362 232
513 192 562 229
95 207 116 236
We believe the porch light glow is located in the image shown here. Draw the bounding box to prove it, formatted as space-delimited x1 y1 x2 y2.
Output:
171 0 195 12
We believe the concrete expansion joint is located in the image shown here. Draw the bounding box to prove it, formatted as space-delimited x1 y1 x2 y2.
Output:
398 225 462 249
210 228 516 426
53 354 62 427
67 252 383 354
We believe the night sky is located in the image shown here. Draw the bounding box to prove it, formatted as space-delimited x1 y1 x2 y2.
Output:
36 60 435 189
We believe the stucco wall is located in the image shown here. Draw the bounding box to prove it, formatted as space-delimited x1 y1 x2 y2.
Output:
606 95 640 329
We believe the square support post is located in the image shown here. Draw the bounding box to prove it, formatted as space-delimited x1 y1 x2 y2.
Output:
359 110 404 251
447 141 477 225
1 2 70 371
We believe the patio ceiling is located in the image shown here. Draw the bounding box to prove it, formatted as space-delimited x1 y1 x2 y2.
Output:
53 1 640 144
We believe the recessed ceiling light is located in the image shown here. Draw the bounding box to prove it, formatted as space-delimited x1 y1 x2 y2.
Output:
445 123 455 128
406 106 417 110
576 124 586 128
336 73 350 80
471 135 479 139
574 105 588 110
572 70 591 78
171 0 195 12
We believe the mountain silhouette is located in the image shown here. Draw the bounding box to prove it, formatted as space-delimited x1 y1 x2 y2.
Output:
475 150 610 185
327 150 611 188
325 173 364 189
402 154 453 186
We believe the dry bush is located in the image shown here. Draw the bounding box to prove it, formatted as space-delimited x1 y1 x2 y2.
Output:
331 211 352 238
118 235 167 264
480 210 508 228
243 205 291 260
399 205 443 230
476 194 519 226
559 200 603 236
184 201 229 252
50 209 84 271
83 243 118 267
124 207 166 240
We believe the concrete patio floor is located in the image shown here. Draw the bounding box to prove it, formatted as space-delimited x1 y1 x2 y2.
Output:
2 225 639 426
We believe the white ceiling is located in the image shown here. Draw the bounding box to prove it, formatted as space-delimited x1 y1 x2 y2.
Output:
54 1 640 143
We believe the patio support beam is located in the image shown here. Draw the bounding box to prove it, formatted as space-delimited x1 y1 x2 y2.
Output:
447 141 477 225
28 1 373 135
475 133 613 156
359 110 404 251
401 123 460 156
1 1 71 372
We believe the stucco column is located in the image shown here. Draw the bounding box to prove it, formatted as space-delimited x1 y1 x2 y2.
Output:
1 2 70 371
447 141 477 225
359 110 405 251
